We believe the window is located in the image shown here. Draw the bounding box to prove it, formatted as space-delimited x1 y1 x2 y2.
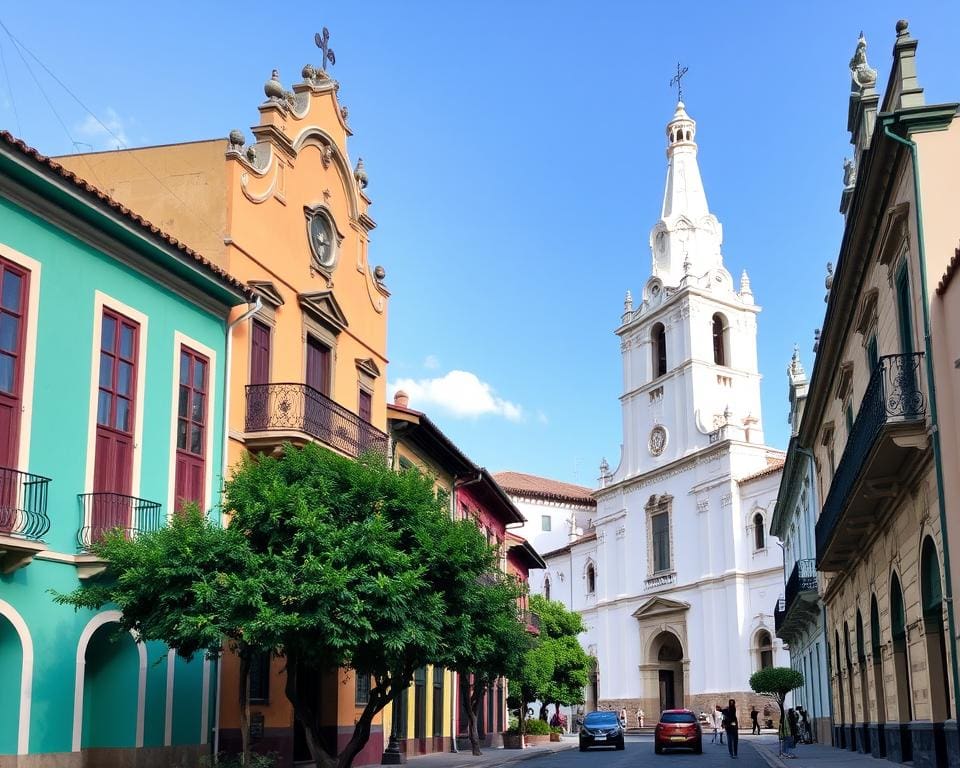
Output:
652 511 670 573
652 323 667 378
250 319 271 386
358 388 372 423
355 672 371 706
845 403 854 439
586 563 596 593
896 264 914 354
432 668 444 736
758 630 773 669
541 514 552 532
712 313 727 366
175 347 209 512
544 576 551 601
753 513 765 551
414 667 427 739
249 652 271 703
867 334 879 372
0 258 29 469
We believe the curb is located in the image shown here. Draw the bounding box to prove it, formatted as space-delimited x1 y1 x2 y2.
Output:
750 740 788 768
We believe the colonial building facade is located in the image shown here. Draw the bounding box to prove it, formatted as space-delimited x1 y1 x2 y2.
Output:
770 349 832 744
540 100 788 723
0 132 249 766
791 21 960 767
60 57 391 767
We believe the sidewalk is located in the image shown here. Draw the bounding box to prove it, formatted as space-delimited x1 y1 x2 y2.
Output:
749 734 878 768
359 738 577 768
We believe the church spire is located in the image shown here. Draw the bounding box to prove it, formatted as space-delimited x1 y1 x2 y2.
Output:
661 101 709 220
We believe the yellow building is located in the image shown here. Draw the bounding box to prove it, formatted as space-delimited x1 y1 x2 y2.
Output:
59 57 391 766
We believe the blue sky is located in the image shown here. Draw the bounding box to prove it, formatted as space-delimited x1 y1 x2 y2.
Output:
2 3 958 485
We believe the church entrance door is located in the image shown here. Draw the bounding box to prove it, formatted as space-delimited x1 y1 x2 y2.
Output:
651 631 684 714
658 670 675 711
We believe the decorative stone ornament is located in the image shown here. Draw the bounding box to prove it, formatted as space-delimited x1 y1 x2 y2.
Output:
354 157 368 189
228 129 245 151
649 425 667 456
849 32 878 90
305 207 339 272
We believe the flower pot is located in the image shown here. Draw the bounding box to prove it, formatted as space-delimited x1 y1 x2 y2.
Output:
524 734 551 746
502 733 523 749
550 733 561 742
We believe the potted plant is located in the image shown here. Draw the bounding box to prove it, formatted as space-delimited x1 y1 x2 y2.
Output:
550 726 563 742
523 718 552 745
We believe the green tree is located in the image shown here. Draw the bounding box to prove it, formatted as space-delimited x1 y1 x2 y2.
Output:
54 507 275 766
749 667 804 749
529 595 591 717
225 443 509 768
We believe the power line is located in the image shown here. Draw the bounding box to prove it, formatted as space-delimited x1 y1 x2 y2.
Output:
0 36 21 136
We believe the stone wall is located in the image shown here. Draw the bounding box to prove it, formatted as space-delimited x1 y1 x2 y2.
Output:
598 692 781 730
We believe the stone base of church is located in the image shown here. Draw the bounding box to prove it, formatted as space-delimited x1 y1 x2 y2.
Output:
598 691 781 730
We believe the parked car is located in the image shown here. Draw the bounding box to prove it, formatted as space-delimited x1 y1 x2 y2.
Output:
654 709 702 754
579 710 625 751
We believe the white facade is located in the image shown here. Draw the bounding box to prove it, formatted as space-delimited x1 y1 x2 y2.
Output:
542 101 789 720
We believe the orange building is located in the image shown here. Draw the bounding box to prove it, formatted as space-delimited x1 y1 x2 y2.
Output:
59 56 390 766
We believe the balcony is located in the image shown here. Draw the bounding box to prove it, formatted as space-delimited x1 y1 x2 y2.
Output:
521 609 541 635
776 559 819 641
76 492 164 578
245 383 388 459
0 467 51 573
774 597 786 633
816 353 928 571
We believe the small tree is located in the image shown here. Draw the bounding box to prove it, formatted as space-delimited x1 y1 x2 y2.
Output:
749 667 804 750
530 595 591 720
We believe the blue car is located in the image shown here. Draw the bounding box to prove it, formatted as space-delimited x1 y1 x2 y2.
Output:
579 711 625 751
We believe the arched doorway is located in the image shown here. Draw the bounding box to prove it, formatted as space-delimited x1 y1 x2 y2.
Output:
920 537 951 721
870 595 887 757
855 609 870 754
0 613 23 754
834 630 846 748
650 632 684 713
81 621 140 749
889 573 912 723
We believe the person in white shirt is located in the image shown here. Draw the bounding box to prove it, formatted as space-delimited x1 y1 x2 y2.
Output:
711 704 725 745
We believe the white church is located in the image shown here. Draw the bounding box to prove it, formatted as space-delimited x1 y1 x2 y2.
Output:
528 100 790 722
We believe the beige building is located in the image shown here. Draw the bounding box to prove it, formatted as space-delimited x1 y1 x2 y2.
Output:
795 21 960 767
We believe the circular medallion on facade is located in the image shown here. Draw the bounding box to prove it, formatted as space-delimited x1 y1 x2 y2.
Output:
649 425 667 456
307 208 337 270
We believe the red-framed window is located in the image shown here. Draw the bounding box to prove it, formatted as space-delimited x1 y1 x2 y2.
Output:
175 346 209 512
0 259 29 470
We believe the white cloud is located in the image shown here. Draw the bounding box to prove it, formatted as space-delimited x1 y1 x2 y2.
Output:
536 409 549 425
423 354 441 370
390 370 524 422
75 108 132 150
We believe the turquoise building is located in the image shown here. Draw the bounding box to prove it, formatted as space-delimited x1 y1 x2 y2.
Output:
0 132 251 767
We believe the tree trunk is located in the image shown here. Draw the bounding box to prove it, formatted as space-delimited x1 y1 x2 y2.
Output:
336 685 394 768
461 675 482 756
237 646 251 767
284 652 336 768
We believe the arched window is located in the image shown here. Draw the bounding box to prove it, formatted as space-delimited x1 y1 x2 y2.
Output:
586 563 596 594
712 313 727 366
757 629 773 669
652 323 667 378
890 572 913 722
544 576 551 601
753 513 765 551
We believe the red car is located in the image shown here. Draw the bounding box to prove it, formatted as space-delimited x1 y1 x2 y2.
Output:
654 709 702 754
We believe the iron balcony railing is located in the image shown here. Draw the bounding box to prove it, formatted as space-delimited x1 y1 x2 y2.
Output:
0 466 51 541
815 352 925 560
784 559 818 617
77 492 164 551
774 597 786 633
245 382 388 459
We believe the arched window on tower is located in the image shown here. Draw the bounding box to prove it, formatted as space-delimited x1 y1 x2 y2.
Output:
586 563 596 594
652 323 667 379
757 630 774 670
753 513 765 551
712 313 727 366
544 576 551 601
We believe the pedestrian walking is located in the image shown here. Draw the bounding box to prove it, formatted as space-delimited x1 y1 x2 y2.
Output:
750 706 760 735
722 699 739 758
619 707 627 727
713 704 725 745
636 707 643 728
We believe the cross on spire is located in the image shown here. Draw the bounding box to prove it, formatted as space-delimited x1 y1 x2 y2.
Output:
669 62 689 102
314 27 336 70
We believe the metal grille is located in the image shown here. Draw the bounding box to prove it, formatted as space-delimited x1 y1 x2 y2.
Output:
0 467 51 540
77 492 164 551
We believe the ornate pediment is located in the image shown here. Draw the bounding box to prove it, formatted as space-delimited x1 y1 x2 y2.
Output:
299 290 348 333
248 280 285 308
355 357 381 378
632 596 690 620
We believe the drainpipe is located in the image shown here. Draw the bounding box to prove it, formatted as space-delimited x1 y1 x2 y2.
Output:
882 120 960 721
212 295 261 760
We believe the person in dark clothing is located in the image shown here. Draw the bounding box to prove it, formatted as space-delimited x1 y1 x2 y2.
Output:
722 699 739 758
750 706 760 735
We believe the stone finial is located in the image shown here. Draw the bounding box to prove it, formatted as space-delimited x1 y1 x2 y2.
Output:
843 157 857 188
393 390 409 408
374 265 386 282
724 404 733 423
600 457 609 475
896 19 910 37
824 262 834 303
789 344 806 378
813 328 821 354
227 129 245 151
849 32 878 90
245 145 257 163
354 157 368 189
624 290 633 313
265 69 285 101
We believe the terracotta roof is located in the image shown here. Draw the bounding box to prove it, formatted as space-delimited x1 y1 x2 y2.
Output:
493 470 596 506
738 458 786 484
937 243 960 296
0 131 251 300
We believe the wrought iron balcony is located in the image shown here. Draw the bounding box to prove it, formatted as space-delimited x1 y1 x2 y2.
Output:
816 353 927 570
0 467 52 573
245 382 388 459
774 597 786 633
777 559 819 641
77 492 164 552
521 609 541 635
